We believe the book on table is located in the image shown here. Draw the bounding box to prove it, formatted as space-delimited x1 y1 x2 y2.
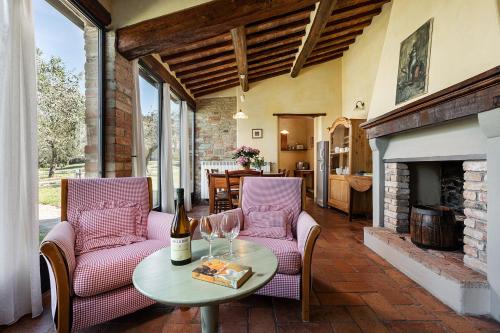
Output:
192 258 252 289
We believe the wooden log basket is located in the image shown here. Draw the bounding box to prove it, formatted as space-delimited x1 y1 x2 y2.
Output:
410 205 459 251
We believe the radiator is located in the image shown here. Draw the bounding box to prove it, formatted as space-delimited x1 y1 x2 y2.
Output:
200 161 270 199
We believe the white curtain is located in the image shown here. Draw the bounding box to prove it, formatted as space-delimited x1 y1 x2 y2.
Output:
180 101 192 211
131 60 146 177
0 0 43 325
160 83 175 213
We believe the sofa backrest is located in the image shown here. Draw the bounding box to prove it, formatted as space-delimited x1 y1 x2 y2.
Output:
240 177 303 235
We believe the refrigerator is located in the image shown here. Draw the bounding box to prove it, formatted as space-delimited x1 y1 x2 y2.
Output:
316 141 329 208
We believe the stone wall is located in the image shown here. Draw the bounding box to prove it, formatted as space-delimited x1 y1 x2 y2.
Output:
194 97 237 201
463 161 488 274
384 162 410 233
104 31 134 177
83 25 100 177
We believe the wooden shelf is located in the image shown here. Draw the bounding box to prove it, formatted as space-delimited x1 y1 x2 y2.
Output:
281 148 309 151
330 151 349 155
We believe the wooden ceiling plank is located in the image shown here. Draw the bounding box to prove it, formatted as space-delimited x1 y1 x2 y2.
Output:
140 55 196 108
310 45 350 57
169 51 235 73
116 0 318 60
249 62 293 76
291 0 339 78
330 3 385 21
246 6 313 34
249 54 296 69
186 71 237 89
319 22 369 39
315 32 361 48
323 17 373 35
192 81 240 96
248 41 301 61
160 33 232 61
188 74 239 91
332 0 388 16
182 69 238 86
161 42 233 64
249 69 291 83
248 33 304 54
306 50 344 63
176 59 236 78
249 48 298 64
247 21 307 46
304 52 343 67
181 66 238 83
230 26 249 92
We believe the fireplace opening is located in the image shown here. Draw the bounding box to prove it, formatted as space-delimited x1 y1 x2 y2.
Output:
407 161 465 251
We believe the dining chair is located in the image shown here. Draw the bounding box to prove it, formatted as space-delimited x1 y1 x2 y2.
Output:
206 169 229 213
224 169 263 209
278 169 290 177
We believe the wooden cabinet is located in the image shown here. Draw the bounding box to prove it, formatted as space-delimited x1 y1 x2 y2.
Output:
327 117 372 214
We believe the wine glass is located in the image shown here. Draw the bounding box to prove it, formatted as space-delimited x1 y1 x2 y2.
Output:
220 212 241 260
200 216 218 262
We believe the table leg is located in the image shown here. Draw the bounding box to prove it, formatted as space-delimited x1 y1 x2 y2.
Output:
201 304 219 333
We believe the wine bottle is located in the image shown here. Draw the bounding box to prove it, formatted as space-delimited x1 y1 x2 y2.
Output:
170 188 192 266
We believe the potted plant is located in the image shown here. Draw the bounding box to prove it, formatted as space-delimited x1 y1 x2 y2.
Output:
232 146 260 169
251 156 265 170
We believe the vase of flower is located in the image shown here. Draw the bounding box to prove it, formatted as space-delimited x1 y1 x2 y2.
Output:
233 146 260 170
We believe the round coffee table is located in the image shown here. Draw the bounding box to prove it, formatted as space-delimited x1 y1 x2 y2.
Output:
133 239 278 333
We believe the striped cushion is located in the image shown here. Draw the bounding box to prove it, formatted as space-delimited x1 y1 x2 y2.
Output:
238 236 301 275
73 240 168 297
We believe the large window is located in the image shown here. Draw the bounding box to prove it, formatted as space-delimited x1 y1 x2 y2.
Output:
35 0 103 241
139 69 161 208
170 96 182 190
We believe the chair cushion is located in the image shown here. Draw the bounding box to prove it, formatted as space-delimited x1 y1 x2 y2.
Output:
239 207 292 240
73 240 168 297
238 236 301 275
75 203 145 255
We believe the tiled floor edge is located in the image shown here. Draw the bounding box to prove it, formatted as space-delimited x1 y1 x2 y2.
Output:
364 227 491 316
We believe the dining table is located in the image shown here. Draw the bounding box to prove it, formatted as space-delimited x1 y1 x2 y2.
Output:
207 172 284 214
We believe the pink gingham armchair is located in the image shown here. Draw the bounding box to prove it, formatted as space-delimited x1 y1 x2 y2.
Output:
40 177 198 332
209 177 321 321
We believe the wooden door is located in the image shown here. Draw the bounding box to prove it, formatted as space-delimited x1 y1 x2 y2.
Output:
328 175 349 212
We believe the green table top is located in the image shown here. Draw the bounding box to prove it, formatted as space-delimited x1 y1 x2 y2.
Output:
132 239 278 307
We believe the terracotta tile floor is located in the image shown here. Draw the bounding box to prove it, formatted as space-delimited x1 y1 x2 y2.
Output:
4 200 500 333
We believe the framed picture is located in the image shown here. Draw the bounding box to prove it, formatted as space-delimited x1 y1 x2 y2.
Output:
395 18 433 104
252 129 263 139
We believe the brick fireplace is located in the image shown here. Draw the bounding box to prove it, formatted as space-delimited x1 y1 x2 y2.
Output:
360 67 500 320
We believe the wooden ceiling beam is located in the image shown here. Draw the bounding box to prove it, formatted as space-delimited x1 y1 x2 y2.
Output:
291 0 339 78
248 41 301 62
188 74 239 91
182 69 238 86
140 55 196 109
249 48 298 64
192 80 240 97
304 53 343 67
311 40 351 54
116 0 318 60
315 32 361 48
161 42 233 65
249 62 293 76
246 6 314 34
160 33 232 61
231 26 249 92
175 60 236 79
310 46 349 58
332 0 388 18
330 3 385 21
306 50 344 64
169 51 235 73
323 17 373 35
320 20 371 38
185 72 238 89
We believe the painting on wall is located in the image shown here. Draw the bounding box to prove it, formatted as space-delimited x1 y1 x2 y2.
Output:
252 129 263 139
395 18 433 104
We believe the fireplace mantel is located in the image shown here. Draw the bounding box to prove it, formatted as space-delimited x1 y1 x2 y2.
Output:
361 66 500 139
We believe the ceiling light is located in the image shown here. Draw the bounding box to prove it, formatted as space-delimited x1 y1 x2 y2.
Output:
233 109 248 120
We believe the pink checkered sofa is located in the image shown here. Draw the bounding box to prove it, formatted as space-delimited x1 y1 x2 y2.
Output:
40 177 197 332
209 177 321 321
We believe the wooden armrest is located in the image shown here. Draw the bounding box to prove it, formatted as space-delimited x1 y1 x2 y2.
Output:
40 241 72 333
300 224 321 322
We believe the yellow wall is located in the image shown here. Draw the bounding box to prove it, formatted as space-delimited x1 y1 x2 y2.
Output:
202 60 343 164
109 0 211 28
278 117 314 172
369 0 500 119
341 2 392 119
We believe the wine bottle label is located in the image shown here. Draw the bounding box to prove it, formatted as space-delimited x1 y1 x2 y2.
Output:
171 236 191 261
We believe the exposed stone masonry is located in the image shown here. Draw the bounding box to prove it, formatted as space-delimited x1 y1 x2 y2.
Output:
384 163 410 233
194 97 237 201
462 161 488 274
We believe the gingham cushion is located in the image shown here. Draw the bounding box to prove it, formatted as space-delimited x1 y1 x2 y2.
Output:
241 177 302 235
67 178 150 237
72 284 156 331
75 204 145 255
239 207 292 240
147 211 174 242
238 236 301 275
257 273 301 300
73 240 168 297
